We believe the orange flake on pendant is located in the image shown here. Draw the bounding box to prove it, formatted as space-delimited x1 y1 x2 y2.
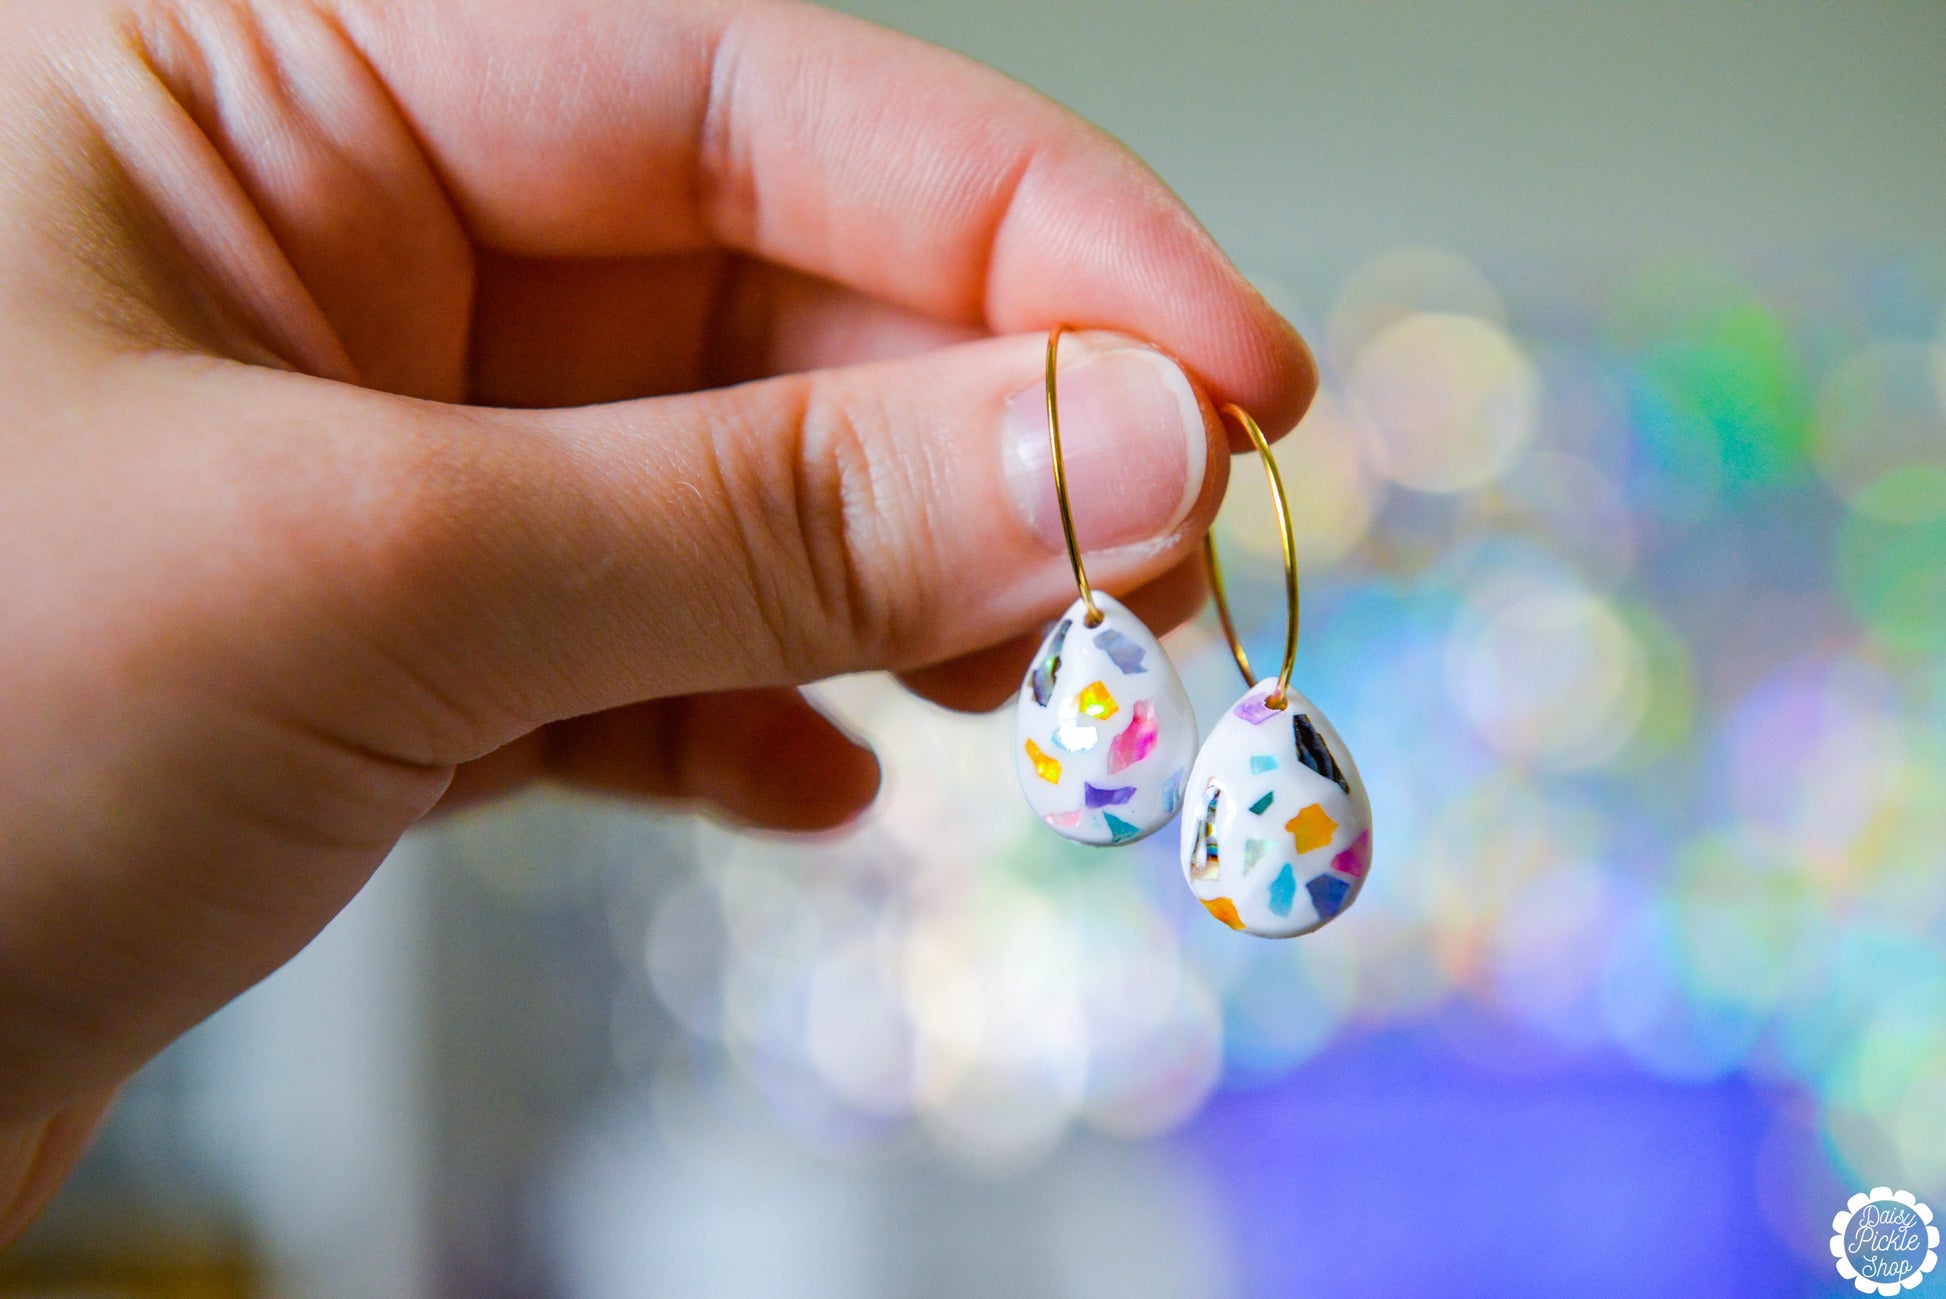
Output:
1201 896 1245 930
1076 680 1119 720
1025 738 1062 784
1286 803 1338 854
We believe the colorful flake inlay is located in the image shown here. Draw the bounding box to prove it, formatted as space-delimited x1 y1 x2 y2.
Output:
1235 693 1280 725
1108 700 1159 774
1076 680 1119 720
1293 714 1350 793
1202 896 1245 930
1177 680 1369 937
1332 829 1372 879
1189 783 1222 880
1307 872 1351 919
1025 739 1061 784
1020 592 1199 848
1051 721 1098 753
1093 627 1149 675
1267 863 1297 917
1084 782 1135 808
1286 804 1337 853
1030 619 1070 706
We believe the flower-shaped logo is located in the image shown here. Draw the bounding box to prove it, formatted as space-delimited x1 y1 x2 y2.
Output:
1833 1188 1939 1294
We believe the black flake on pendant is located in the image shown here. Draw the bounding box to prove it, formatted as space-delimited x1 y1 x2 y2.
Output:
1292 714 1348 794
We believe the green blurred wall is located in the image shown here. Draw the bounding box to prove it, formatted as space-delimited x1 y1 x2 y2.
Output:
831 0 1946 292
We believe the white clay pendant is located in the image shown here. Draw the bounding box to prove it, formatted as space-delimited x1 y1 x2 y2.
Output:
1179 678 1372 937
1015 593 1198 845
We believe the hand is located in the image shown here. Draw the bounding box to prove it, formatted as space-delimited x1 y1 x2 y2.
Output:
0 0 1313 1238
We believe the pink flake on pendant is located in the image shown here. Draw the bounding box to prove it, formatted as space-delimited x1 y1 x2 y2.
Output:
1043 809 1085 830
1331 829 1372 879
1107 700 1159 774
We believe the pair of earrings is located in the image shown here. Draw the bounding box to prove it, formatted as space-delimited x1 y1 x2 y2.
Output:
1013 326 1372 938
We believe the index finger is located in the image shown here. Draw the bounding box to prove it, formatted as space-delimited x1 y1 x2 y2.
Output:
329 0 1315 430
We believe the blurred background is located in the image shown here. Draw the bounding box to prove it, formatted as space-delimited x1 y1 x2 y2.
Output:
8 2 1946 1296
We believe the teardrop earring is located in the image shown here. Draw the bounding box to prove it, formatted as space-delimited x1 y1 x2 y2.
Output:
1014 325 1198 845
1181 406 1372 936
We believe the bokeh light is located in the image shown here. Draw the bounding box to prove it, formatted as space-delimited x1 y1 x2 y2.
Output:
1326 245 1508 371
1606 264 1810 502
1446 565 1649 770
613 245 1946 1219
1220 388 1383 568
1347 312 1540 493
1814 342 1946 523
1837 509 1946 655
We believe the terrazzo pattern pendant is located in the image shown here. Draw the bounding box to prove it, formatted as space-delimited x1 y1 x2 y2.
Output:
1016 592 1197 845
1180 678 1371 937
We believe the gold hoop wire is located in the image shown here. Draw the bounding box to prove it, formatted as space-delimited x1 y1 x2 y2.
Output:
1204 403 1300 709
1045 324 1104 627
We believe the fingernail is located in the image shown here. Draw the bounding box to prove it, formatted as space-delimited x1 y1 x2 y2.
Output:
1002 338 1207 552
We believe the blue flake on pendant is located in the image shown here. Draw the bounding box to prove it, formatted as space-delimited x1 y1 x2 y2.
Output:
1267 863 1298 917
1161 766 1188 816
1306 872 1350 919
1092 626 1149 675
1104 813 1142 844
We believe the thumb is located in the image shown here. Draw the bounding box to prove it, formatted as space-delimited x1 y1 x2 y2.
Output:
239 329 1232 764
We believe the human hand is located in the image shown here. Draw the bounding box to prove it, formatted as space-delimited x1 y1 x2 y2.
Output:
0 0 1313 1238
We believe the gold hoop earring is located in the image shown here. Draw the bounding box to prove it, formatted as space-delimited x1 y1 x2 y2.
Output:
1181 405 1372 936
1014 325 1199 845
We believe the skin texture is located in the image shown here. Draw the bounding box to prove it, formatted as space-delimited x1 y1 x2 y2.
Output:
0 0 1314 1242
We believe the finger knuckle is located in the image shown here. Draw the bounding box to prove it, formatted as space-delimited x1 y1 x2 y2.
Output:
716 379 912 674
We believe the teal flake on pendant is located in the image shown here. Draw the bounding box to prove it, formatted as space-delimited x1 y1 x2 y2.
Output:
1248 791 1274 816
1250 754 1278 774
1267 862 1297 917
1104 813 1142 844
